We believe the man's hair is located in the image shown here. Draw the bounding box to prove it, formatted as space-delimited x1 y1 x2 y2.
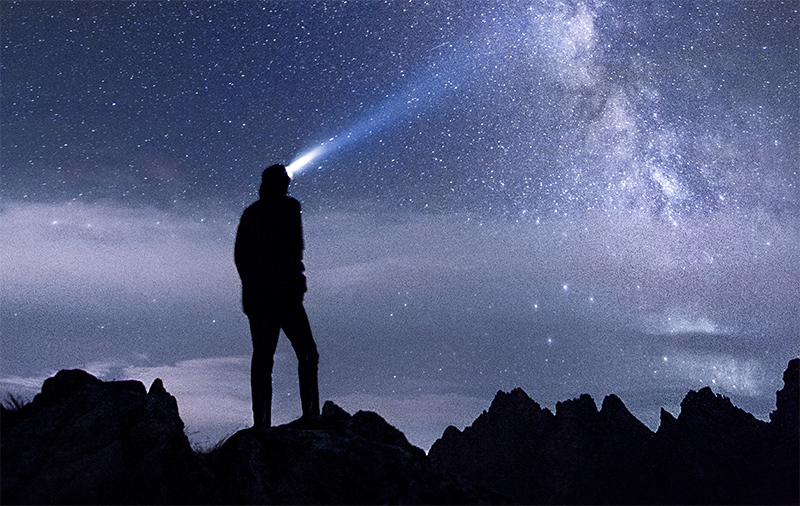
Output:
260 164 290 197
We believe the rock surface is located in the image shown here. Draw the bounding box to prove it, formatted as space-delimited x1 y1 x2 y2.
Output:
429 389 654 504
207 402 503 505
1 369 206 504
429 358 800 505
1 370 499 505
2 359 797 504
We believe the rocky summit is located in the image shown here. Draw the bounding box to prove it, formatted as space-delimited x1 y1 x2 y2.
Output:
1 359 797 504
1 370 207 504
0 369 498 505
429 358 799 505
207 402 502 505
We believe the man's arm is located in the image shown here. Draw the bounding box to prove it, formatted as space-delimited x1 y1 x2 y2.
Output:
289 198 305 261
234 208 257 280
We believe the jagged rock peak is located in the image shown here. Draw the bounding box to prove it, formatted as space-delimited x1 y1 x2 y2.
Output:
39 368 105 394
429 360 799 505
489 387 536 410
659 407 678 428
600 394 654 434
555 393 597 418
677 385 764 428
1 369 202 505
771 357 799 430
600 393 635 420
473 387 552 428
326 400 422 456
600 393 625 412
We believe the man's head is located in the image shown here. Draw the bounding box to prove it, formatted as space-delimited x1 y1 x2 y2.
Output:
259 164 291 197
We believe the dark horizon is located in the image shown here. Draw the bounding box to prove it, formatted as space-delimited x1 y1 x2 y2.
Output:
3 359 798 504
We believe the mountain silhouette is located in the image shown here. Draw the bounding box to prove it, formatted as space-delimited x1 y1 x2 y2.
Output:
2 359 797 504
429 358 799 505
0 369 500 504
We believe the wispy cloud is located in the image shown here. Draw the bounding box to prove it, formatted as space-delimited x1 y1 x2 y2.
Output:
0 202 239 310
126 356 252 426
2 201 797 450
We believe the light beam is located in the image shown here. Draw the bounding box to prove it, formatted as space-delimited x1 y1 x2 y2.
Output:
284 28 493 178
286 146 324 178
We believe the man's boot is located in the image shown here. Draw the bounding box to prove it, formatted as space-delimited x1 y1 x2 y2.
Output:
299 359 320 419
252 377 271 429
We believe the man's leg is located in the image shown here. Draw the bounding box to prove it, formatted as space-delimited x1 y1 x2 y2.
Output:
281 303 320 419
249 313 280 428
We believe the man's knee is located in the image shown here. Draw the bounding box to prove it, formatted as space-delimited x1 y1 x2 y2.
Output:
297 346 318 369
304 347 319 365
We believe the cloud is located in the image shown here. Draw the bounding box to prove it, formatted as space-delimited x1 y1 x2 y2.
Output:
5 202 798 359
659 350 766 397
125 356 252 428
0 202 240 311
2 201 797 450
0 373 52 397
305 208 798 335
645 312 720 336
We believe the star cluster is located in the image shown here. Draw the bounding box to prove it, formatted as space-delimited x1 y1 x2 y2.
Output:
4 1 796 218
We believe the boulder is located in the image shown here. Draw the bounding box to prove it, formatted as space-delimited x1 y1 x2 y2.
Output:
1 369 205 504
208 401 503 504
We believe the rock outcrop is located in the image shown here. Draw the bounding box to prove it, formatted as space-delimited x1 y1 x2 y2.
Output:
1 369 499 505
1 369 206 504
429 358 800 505
770 358 800 504
2 359 797 504
207 402 503 505
651 386 773 504
429 389 654 504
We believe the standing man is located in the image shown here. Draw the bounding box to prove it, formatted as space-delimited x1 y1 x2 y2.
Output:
234 164 319 429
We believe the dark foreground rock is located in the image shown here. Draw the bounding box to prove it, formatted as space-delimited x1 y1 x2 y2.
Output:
2 360 797 504
429 389 654 504
207 402 503 504
0 369 207 504
429 358 800 505
1 369 500 505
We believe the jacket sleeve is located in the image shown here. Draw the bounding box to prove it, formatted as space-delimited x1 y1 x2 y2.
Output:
287 199 307 296
234 207 257 281
288 198 305 265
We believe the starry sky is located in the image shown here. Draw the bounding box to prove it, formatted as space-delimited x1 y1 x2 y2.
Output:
2 0 798 450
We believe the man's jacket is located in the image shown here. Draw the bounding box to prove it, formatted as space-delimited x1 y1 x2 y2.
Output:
234 195 306 314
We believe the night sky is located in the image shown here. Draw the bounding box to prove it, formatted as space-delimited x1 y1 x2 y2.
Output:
2 0 798 450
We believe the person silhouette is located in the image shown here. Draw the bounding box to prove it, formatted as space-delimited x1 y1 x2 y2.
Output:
234 164 319 429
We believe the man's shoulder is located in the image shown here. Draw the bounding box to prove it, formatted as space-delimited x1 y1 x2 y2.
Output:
240 200 263 219
285 195 301 210
275 195 300 207
241 196 300 217
270 195 301 211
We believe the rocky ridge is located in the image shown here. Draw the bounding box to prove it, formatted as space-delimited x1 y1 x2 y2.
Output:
1 359 797 504
1 370 206 504
429 358 799 505
1 369 498 505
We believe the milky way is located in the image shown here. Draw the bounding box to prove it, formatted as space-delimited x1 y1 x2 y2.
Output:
2 1 798 450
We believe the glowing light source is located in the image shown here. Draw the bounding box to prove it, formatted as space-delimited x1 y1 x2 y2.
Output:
286 146 324 178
